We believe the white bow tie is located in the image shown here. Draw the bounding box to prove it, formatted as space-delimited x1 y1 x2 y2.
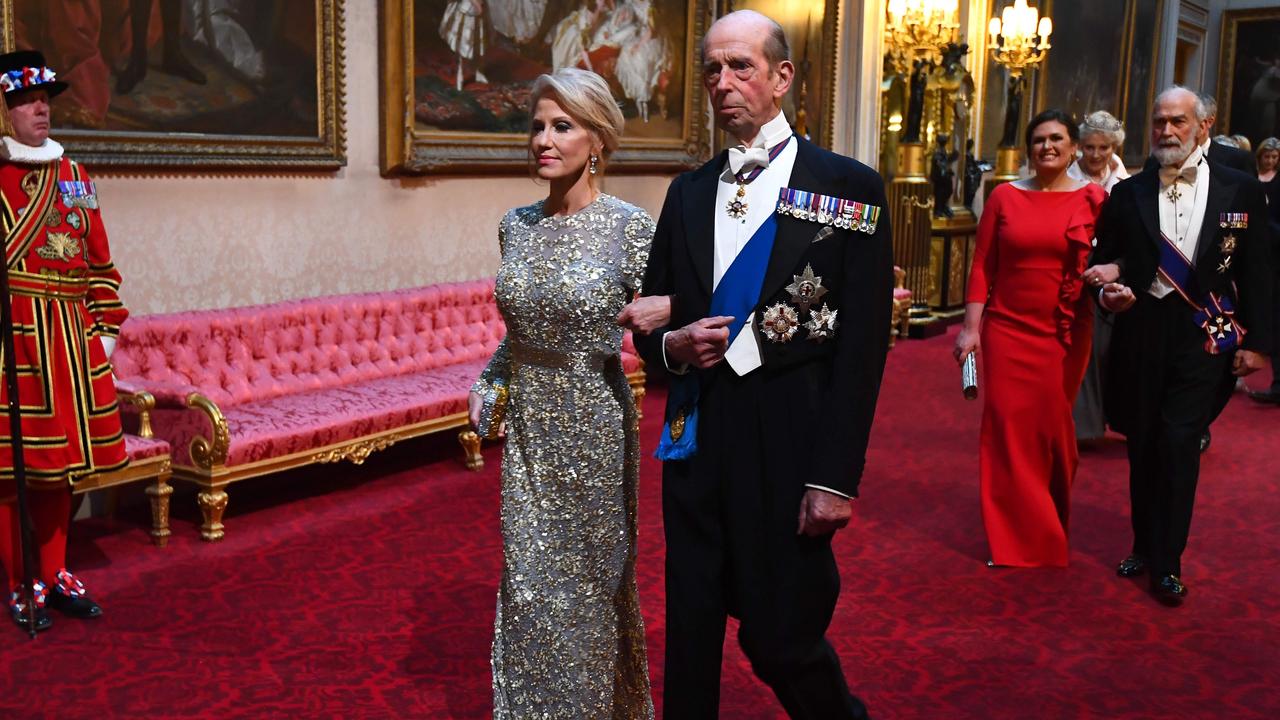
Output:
728 145 772 177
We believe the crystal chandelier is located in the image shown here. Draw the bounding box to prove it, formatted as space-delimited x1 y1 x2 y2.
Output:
885 0 960 76
988 0 1052 77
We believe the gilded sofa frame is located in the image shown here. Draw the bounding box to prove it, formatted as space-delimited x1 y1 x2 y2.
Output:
73 390 174 546
165 371 646 542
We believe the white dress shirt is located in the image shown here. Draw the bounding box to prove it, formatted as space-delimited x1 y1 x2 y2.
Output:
714 111 797 376
663 110 797 375
1149 145 1209 299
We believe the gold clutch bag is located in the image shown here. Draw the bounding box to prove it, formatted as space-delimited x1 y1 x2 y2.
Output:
476 379 509 440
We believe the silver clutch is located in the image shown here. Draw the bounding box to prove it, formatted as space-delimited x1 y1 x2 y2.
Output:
476 379 509 440
961 353 978 400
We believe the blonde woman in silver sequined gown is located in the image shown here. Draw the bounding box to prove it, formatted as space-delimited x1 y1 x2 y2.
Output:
470 68 657 719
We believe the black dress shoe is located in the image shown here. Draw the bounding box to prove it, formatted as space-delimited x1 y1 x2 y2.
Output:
1116 554 1146 577
8 585 52 632
1248 390 1280 405
46 589 102 619
9 605 52 632
1151 574 1188 605
1199 430 1211 453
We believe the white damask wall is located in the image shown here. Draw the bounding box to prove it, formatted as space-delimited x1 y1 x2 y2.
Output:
92 2 672 315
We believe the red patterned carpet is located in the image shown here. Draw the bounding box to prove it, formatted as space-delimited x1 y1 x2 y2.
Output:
3 327 1278 719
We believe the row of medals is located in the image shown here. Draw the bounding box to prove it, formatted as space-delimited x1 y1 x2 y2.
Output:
777 195 878 233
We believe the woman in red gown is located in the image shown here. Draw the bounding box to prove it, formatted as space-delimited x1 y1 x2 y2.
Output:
955 110 1107 567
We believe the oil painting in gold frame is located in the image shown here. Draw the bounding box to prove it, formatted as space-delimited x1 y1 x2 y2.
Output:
0 0 346 169
381 0 713 175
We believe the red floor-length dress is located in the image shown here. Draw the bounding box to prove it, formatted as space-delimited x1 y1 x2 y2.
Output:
966 182 1106 567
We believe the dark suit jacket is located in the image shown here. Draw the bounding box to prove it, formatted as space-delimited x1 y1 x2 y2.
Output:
636 137 893 497
1094 161 1273 355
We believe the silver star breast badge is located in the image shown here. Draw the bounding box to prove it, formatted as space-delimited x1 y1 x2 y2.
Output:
785 264 828 313
804 303 839 342
760 303 800 343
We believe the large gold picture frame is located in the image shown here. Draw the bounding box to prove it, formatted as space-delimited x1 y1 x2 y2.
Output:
0 0 346 169
1217 7 1280 143
380 0 712 175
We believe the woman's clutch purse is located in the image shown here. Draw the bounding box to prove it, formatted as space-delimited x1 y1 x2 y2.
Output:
476 379 509 440
961 353 978 400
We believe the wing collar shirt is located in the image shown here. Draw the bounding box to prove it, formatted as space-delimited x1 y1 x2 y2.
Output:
714 110 797 375
662 110 797 375
1149 143 1209 299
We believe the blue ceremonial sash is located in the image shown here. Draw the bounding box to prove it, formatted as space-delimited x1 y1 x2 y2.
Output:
1156 232 1245 354
656 212 779 461
710 212 778 344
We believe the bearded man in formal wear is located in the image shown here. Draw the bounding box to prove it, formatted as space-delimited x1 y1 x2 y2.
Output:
620 10 891 719
1093 86 1272 605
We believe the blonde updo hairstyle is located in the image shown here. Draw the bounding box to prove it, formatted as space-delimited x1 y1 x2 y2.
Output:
1257 137 1280 170
528 68 625 180
1078 110 1126 150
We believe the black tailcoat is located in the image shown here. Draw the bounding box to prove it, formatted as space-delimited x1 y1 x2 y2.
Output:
635 136 890 719
1093 161 1273 577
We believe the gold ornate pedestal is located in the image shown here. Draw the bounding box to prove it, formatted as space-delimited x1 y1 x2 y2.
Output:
985 146 1022 202
888 142 943 339
994 146 1021 179
929 211 978 314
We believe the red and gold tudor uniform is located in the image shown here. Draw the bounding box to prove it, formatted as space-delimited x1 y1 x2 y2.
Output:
1 52 126 628
1 146 128 487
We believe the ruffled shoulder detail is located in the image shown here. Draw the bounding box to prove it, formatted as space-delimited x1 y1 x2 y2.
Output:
1064 183 1107 250
1056 184 1107 345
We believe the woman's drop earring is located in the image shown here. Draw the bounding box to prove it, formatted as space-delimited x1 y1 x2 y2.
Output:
589 155 599 175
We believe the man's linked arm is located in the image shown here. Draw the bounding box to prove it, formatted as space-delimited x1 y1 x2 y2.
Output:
634 176 683 370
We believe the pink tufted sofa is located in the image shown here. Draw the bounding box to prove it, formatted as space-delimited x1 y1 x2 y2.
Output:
110 280 646 541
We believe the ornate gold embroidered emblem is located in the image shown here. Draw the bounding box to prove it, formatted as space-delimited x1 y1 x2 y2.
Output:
1219 234 1237 256
44 207 61 227
804 303 839 342
36 231 81 261
20 171 39 197
760 302 800 342
670 410 686 441
785 264 828 313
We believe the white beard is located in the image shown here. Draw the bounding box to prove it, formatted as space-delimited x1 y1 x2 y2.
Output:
1152 136 1196 167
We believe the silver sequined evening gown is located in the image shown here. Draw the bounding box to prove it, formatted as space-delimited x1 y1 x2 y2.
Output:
476 193 656 719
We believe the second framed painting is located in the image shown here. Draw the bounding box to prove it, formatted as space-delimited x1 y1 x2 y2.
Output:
1218 7 1280 143
1 0 346 169
381 0 712 175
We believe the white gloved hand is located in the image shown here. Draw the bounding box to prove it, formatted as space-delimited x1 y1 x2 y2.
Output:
99 335 116 358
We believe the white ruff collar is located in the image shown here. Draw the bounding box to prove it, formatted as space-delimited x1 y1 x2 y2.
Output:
1 136 65 164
